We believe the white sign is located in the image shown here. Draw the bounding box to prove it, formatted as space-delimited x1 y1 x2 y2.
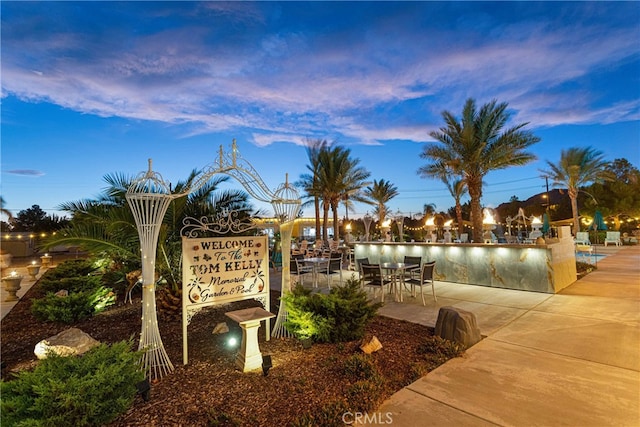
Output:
182 235 269 307
182 235 270 364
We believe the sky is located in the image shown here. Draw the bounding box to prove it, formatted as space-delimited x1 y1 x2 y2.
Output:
2 1 639 221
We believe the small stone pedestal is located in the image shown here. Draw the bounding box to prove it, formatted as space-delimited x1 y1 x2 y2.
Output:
2 274 24 302
225 307 275 372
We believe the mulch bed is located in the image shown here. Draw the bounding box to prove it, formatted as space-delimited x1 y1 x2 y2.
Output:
1 283 452 427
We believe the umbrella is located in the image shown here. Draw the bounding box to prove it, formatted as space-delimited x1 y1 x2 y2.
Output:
542 212 550 236
591 210 607 244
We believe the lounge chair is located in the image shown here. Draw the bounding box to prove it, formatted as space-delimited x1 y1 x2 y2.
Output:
574 232 590 245
604 231 622 247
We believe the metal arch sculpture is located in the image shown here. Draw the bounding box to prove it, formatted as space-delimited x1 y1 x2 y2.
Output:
127 141 300 380
126 160 181 380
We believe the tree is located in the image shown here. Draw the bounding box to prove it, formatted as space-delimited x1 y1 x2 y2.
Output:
44 170 253 287
12 204 69 232
315 145 370 241
420 98 540 242
583 158 640 230
297 139 329 241
364 179 399 228
541 147 614 233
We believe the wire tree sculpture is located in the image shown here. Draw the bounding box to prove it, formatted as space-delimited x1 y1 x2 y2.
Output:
127 141 300 379
126 160 180 380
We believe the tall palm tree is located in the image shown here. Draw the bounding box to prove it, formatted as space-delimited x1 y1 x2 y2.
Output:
420 98 540 242
316 145 370 241
297 139 328 240
541 147 613 233
364 179 399 228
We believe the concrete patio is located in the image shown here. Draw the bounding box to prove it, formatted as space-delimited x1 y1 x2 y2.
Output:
374 244 639 426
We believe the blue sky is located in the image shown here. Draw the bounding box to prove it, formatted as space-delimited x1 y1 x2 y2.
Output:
2 1 639 220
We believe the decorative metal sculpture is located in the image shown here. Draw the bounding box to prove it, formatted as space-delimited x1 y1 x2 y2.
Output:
126 160 179 380
128 141 300 379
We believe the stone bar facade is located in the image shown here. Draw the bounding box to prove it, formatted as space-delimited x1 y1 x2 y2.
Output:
354 229 577 293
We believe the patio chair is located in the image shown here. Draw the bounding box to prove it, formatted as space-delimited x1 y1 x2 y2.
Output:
403 255 422 281
316 254 343 288
360 264 391 302
604 231 622 247
290 254 313 286
405 261 437 305
574 232 591 245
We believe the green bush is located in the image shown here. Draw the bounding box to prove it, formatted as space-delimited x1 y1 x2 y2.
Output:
416 335 464 369
32 261 115 323
39 275 103 294
39 259 98 281
31 286 115 323
284 277 382 343
341 353 379 381
1 340 144 427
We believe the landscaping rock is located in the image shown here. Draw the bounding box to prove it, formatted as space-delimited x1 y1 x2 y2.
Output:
435 306 481 349
360 335 382 354
34 328 100 359
212 322 229 334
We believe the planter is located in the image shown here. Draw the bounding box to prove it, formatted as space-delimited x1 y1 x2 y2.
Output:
27 264 41 280
40 255 52 268
2 274 24 302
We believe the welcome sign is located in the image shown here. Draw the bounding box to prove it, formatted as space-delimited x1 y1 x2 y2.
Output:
182 235 269 307
182 234 271 365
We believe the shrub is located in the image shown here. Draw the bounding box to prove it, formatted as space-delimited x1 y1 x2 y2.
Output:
1 340 144 427
39 275 103 294
284 277 382 343
31 285 115 323
341 353 379 381
415 335 464 370
39 258 98 281
32 261 115 323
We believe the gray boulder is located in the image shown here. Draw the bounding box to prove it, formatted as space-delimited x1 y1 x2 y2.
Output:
435 306 482 348
34 328 100 359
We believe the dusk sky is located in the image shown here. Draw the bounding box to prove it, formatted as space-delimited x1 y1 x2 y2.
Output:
2 1 639 221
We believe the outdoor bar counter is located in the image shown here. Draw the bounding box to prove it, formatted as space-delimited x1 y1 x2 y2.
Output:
354 228 578 294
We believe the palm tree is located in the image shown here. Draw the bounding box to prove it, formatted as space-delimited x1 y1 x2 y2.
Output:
445 177 468 234
316 145 370 241
297 139 329 240
0 196 14 229
364 179 399 228
541 147 613 233
45 170 253 286
419 161 468 233
420 98 540 242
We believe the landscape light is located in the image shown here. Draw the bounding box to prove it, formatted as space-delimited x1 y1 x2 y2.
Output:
262 354 273 376
227 336 238 348
136 379 151 402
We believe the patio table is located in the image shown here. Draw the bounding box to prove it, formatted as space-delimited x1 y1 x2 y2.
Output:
380 262 419 302
304 257 330 287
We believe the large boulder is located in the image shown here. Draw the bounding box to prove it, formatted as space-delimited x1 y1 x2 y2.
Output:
34 328 100 359
435 306 482 349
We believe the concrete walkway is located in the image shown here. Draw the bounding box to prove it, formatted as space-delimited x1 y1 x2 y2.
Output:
375 245 640 426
